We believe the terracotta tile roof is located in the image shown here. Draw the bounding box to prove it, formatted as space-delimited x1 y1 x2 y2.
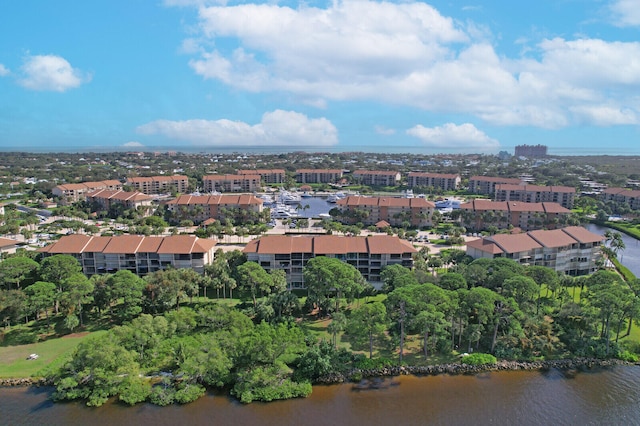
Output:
466 238 503 255
460 199 509 211
602 187 627 195
137 237 164 253
0 237 20 249
367 235 416 254
83 236 112 252
203 174 260 180
469 176 522 184
353 170 400 176
528 229 577 248
238 169 285 174
39 235 216 255
507 201 545 212
561 226 604 244
541 203 571 213
337 195 435 208
103 235 145 253
467 226 603 257
86 189 152 202
165 194 263 206
495 184 576 193
301 168 341 173
42 234 93 253
127 177 153 183
243 235 417 256
408 172 460 179
460 199 569 214
490 233 542 253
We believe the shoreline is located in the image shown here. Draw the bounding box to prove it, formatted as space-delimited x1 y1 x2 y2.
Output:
315 357 634 384
2 358 633 389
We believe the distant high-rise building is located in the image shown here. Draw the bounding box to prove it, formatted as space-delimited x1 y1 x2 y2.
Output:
515 144 548 157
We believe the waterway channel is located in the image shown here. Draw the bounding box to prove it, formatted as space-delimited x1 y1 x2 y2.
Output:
2 366 640 425
585 223 640 277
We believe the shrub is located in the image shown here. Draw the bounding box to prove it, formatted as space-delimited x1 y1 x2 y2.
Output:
460 353 497 366
118 377 152 405
618 350 639 363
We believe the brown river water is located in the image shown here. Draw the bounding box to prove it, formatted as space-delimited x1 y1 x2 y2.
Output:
3 366 640 426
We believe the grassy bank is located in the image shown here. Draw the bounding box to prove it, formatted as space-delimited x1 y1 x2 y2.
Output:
0 330 104 378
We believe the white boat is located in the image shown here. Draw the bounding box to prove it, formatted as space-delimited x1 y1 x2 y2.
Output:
270 204 298 219
435 199 461 210
277 190 302 204
326 192 346 203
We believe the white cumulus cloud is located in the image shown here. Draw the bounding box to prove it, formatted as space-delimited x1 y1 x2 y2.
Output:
122 141 145 148
136 110 338 146
172 0 640 129
609 0 640 27
374 125 396 135
0 64 9 77
18 54 90 92
406 123 499 152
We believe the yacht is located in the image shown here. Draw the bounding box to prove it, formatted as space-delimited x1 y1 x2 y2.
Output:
277 190 302 204
270 204 298 219
326 192 346 203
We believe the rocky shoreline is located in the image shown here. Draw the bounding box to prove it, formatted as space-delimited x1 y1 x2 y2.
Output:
315 358 633 384
0 358 634 388
0 377 51 387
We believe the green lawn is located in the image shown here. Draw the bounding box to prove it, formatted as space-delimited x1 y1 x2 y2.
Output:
0 330 105 378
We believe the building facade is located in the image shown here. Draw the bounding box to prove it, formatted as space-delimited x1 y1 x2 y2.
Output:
494 184 576 209
52 180 123 203
164 194 264 223
335 196 435 227
125 175 189 195
39 234 217 275
601 187 640 210
243 234 417 289
238 169 286 185
85 189 154 212
407 172 461 191
466 226 603 276
468 176 523 195
202 174 261 193
459 199 571 231
295 169 343 184
352 170 401 187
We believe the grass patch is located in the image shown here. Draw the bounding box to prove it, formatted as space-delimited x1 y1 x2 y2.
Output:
0 330 105 378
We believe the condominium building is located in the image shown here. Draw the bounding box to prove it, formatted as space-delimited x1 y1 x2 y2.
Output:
494 184 576 209
85 189 154 212
52 180 123 203
335 196 435 227
238 169 286 185
164 194 264 223
407 172 461 191
601 187 640 210
125 175 189 195
466 226 603 276
243 234 417 289
468 176 523 195
515 144 548 158
459 199 571 231
202 174 261 193
39 234 218 275
352 170 401 187
295 169 343 184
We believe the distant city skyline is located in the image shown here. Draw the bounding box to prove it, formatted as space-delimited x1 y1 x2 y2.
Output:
1 1 639 155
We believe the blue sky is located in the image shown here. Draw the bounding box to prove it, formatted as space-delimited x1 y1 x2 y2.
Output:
1 0 639 155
